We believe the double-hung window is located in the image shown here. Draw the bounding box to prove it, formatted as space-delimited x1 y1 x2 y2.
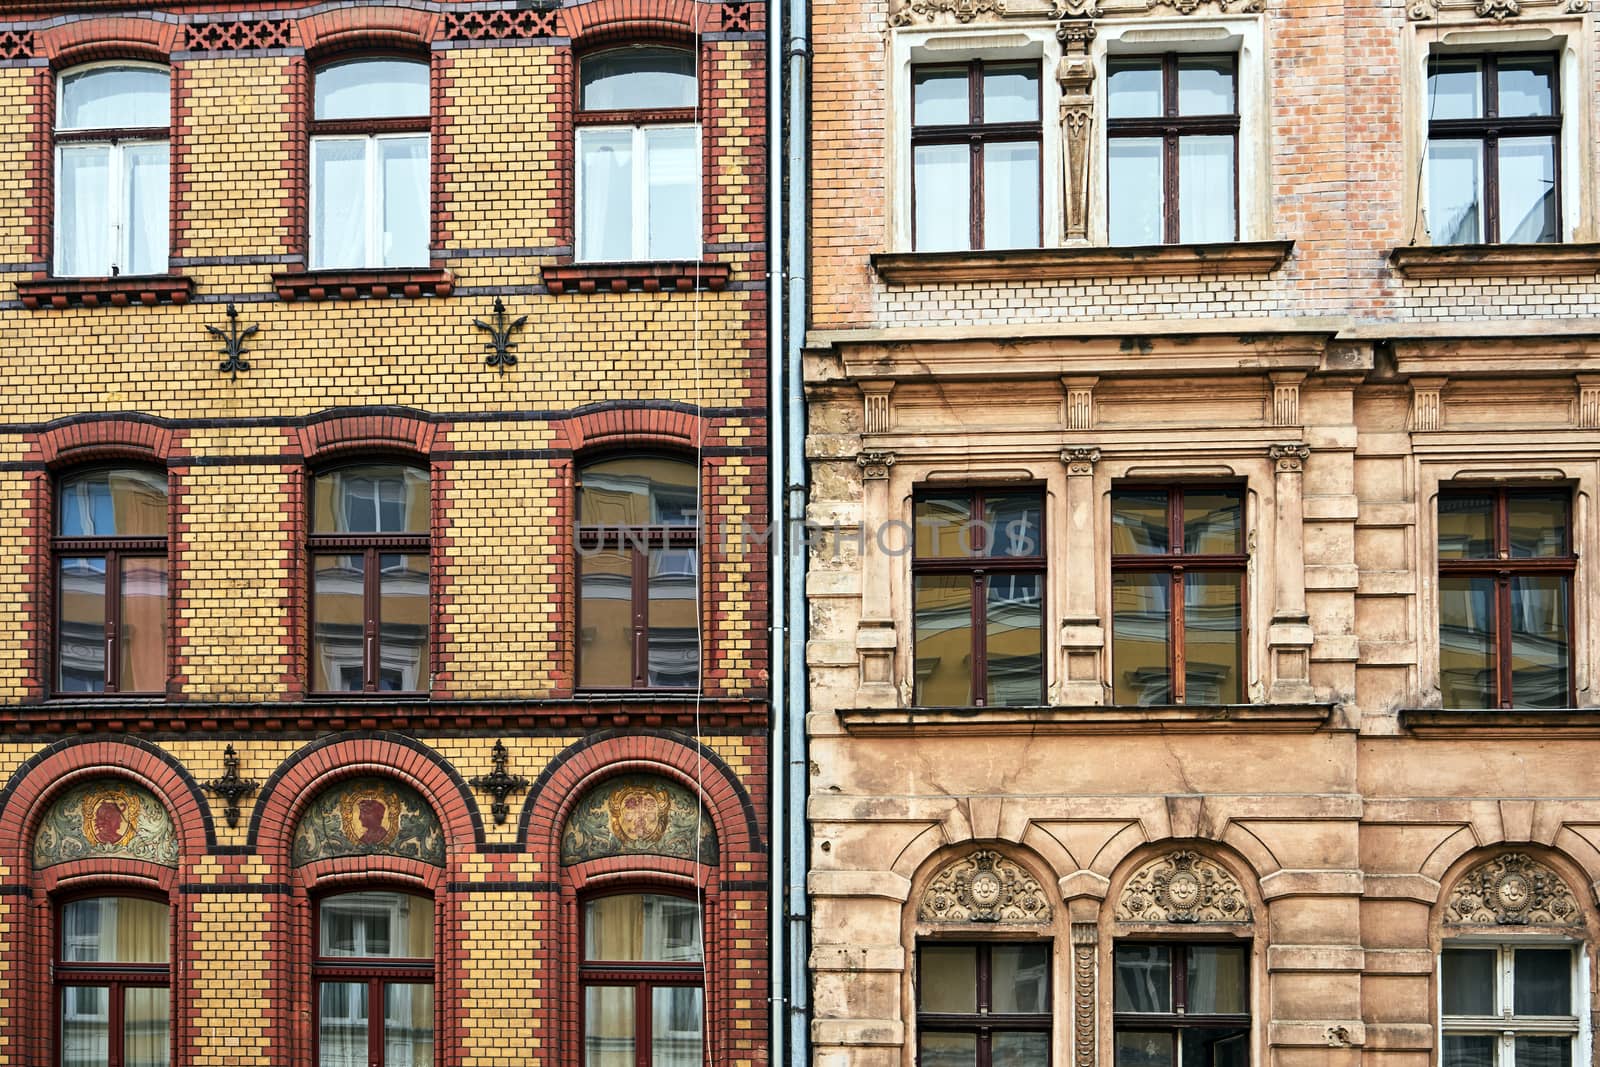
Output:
58 896 170 1067
55 64 170 278
1426 54 1560 245
310 59 430 270
1442 944 1578 1067
1113 942 1250 1067
316 891 435 1067
916 942 1051 1067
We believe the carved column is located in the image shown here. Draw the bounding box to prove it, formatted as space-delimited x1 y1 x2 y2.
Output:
1409 376 1446 432
1060 447 1104 704
856 450 899 706
1062 376 1097 431
1267 444 1314 703
1056 18 1096 243
861 380 894 435
1070 923 1098 1067
1269 371 1305 428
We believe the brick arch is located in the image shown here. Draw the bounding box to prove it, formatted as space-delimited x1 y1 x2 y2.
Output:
33 415 174 469
38 16 177 67
296 408 439 463
297 7 436 58
564 0 719 45
554 402 708 453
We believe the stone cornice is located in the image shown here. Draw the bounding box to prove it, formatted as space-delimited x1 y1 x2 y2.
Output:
1400 708 1600 738
871 240 1294 284
1388 243 1600 279
836 702 1337 736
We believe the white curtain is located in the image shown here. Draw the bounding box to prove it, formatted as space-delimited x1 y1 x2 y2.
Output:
579 128 634 261
380 136 429 267
313 138 368 269
123 142 168 275
58 145 111 277
1178 135 1235 243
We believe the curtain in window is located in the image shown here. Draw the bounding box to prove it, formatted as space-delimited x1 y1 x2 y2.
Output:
579 129 633 261
1178 136 1234 243
123 143 169 276
645 127 698 259
123 988 170 1067
380 136 429 267
313 139 368 269
59 146 111 277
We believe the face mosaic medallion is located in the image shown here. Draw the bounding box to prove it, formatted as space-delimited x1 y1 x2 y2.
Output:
1445 853 1580 926
561 774 719 866
33 780 179 869
291 777 444 867
608 782 674 847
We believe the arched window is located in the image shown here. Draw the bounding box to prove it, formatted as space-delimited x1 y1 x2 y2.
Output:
315 891 434 1067
57 895 170 1067
55 64 170 278
310 58 430 269
581 892 704 1067
310 463 429 693
575 46 700 262
55 468 168 694
576 456 699 689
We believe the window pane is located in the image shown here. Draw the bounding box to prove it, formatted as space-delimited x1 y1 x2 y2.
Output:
1514 948 1573 1015
1113 490 1170 555
581 47 696 110
1185 571 1242 704
913 67 970 125
319 982 368 1067
62 898 169 963
319 892 434 958
60 469 167 537
993 1033 1050 1067
920 1033 978 1067
1178 56 1235 115
379 136 429 267
1183 490 1242 554
580 458 698 526
119 557 167 693
1428 60 1483 120
312 138 368 270
585 895 703 962
992 944 1050 1014
315 60 429 120
983 64 1039 123
1440 575 1496 709
987 574 1042 707
124 988 169 1067
579 549 634 687
1114 572 1171 705
1442 948 1497 1015
1444 1035 1496 1067
1115 1031 1174 1067
59 557 107 693
1508 491 1570 557
578 128 634 261
585 986 635 1067
1178 136 1235 243
1517 1037 1572 1067
1109 138 1163 245
1428 139 1484 245
648 545 699 688
123 142 169 275
914 143 971 252
984 492 1043 558
919 945 978 1012
983 141 1040 249
1108 60 1162 118
60 67 168 129
58 145 112 278
1498 57 1556 118
379 553 429 692
1182 1028 1250 1067
312 553 366 693
1499 137 1558 244
1187 945 1248 1014
915 495 974 558
1114 945 1172 1012
915 574 973 706
651 986 704 1067
1510 575 1569 708
645 126 700 259
1438 492 1494 559
313 466 429 534
61 986 109 1067
384 984 434 1067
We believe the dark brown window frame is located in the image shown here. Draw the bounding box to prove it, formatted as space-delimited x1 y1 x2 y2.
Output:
1437 486 1576 709
577 890 706 1067
910 59 1044 252
1426 53 1562 244
911 486 1047 708
914 940 1052 1067
55 891 172 1067
1111 485 1247 706
1112 940 1252 1063
1106 52 1240 245
310 888 436 1067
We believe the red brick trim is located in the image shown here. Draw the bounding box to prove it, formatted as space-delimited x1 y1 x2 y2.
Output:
37 17 178 68
271 267 455 301
297 7 436 58
564 0 719 44
543 260 730 294
35 417 175 468
297 412 438 462
555 406 706 451
16 275 194 310
292 855 445 893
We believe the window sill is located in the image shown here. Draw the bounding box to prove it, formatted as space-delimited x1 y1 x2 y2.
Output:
1387 243 1600 279
17 275 194 310
1400 707 1599 738
272 267 455 301
870 240 1295 285
542 260 731 295
837 701 1334 736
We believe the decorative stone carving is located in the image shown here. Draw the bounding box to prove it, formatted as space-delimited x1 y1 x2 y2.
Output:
1270 372 1304 427
1409 377 1446 432
1269 443 1310 473
1407 0 1438 17
34 780 179 869
889 0 1004 26
1117 850 1251 923
857 450 897 480
1071 923 1097 1067
1051 0 1102 14
1577 376 1600 428
1063 376 1097 430
1474 0 1520 17
919 849 1053 923
1445 853 1581 926
862 382 895 434
1061 447 1101 475
291 777 445 867
1146 0 1261 14
1056 24 1097 242
561 774 718 866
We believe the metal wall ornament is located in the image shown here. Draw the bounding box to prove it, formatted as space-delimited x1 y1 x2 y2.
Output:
202 744 258 829
474 297 527 373
206 302 257 380
469 739 528 825
33 780 180 869
291 777 445 867
1445 853 1581 926
1116 850 1252 923
560 774 719 866
918 849 1053 923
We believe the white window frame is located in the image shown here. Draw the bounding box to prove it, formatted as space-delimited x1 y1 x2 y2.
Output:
1439 940 1587 1067
308 131 431 271
574 123 703 262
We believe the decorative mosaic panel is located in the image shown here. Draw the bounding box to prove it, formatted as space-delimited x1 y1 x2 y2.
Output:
291 777 445 867
561 775 718 866
33 780 179 869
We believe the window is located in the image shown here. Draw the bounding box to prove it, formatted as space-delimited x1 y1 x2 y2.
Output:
1426 54 1560 245
55 64 170 278
310 464 430 693
916 942 1050 1067
581 893 704 1067
57 896 170 1067
1437 487 1573 709
1442 944 1578 1067
910 60 1042 252
315 891 434 1067
55 469 168 695
912 488 1044 707
576 456 700 689
1107 54 1238 245
576 47 701 262
1112 487 1245 705
1113 942 1250 1067
310 59 430 269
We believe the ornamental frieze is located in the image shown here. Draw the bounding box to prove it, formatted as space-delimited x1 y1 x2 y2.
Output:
33 780 179 869
1116 850 1251 923
1445 853 1581 926
561 774 719 866
291 777 444 867
919 849 1053 923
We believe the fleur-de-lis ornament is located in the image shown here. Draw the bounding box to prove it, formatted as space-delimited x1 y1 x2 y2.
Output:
474 297 528 372
206 303 257 380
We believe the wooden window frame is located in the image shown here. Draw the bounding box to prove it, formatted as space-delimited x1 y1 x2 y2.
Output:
1112 941 1252 1062
1436 486 1576 709
1441 942 1580 1067
55 892 171 1067
578 891 706 1067
1106 52 1240 245
1426 53 1563 244
914 941 1052 1067
909 59 1044 252
310 889 436 1067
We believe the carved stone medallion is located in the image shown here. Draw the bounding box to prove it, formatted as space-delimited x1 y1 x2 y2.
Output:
920 849 1053 923
1445 853 1581 926
1117 850 1251 923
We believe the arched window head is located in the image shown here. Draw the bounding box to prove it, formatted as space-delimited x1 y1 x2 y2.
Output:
55 468 169 694
576 456 700 689
310 58 430 270
316 891 434 1067
576 46 700 262
57 896 171 1067
310 464 430 693
582 893 704 1065
55 64 171 278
